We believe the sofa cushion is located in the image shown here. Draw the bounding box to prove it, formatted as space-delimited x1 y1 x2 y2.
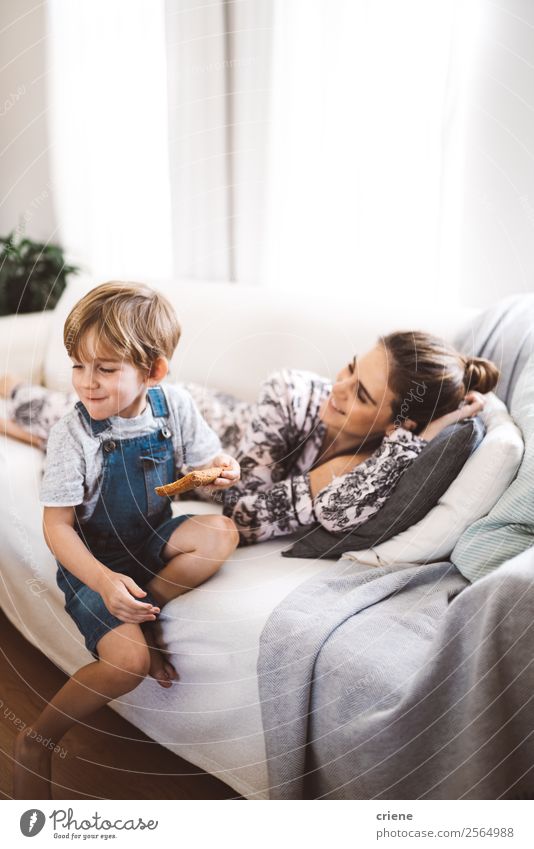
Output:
282 417 483 560
452 352 534 581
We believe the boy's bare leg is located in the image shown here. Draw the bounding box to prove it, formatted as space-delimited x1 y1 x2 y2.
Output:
13 517 238 798
13 623 151 800
146 514 239 606
143 514 239 669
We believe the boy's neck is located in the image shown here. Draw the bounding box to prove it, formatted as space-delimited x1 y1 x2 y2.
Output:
114 388 149 419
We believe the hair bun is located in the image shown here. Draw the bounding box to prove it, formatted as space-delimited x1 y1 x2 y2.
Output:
463 356 500 394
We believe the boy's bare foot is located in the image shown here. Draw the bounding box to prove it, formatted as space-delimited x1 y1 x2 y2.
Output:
0 373 22 399
142 622 178 689
13 727 53 799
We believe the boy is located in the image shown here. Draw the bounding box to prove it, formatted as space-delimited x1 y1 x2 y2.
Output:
13 281 240 799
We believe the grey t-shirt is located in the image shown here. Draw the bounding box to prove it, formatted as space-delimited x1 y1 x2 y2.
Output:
40 383 222 523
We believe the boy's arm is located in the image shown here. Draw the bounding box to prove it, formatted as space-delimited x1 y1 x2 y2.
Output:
43 506 108 592
171 385 239 490
43 506 159 622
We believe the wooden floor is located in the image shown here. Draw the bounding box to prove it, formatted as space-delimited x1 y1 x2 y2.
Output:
0 609 239 800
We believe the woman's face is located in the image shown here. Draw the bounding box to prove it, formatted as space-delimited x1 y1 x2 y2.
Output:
319 343 401 442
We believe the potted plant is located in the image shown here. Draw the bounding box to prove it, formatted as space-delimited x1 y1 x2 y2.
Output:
0 230 80 316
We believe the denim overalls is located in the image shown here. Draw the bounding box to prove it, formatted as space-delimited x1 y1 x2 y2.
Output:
56 386 194 659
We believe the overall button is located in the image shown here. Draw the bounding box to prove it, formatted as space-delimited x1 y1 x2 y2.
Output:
159 426 172 440
103 439 116 453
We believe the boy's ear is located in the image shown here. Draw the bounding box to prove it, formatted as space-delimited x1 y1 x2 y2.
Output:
147 356 169 386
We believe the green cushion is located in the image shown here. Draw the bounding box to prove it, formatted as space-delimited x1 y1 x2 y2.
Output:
452 352 534 581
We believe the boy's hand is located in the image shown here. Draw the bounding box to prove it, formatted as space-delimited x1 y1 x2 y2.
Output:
204 452 241 490
96 569 160 624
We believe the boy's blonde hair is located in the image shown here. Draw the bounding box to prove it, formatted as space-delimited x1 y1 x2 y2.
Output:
64 281 181 373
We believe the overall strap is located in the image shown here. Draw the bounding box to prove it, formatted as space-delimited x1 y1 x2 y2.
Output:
147 386 170 418
75 401 111 435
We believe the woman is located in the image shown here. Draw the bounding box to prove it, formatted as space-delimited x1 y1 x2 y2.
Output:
1 331 499 544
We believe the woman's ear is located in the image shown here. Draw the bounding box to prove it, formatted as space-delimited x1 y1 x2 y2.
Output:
147 356 169 386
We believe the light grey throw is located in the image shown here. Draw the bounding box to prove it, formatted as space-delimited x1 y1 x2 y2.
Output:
258 550 534 799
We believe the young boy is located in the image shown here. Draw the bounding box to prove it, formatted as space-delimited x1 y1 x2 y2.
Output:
13 281 241 799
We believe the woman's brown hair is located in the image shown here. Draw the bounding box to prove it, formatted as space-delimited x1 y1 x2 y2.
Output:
380 331 500 434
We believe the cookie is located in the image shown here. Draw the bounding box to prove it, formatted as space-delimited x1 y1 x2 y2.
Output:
155 466 225 497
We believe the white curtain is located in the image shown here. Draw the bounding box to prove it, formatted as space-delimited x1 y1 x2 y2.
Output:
260 0 467 301
47 0 173 281
47 0 481 299
164 0 272 281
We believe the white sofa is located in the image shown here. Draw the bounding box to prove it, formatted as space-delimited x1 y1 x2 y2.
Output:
0 278 478 799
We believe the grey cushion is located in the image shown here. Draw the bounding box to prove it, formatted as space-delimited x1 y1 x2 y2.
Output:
282 417 485 560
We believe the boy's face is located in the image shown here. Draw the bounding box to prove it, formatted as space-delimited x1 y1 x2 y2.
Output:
70 329 148 420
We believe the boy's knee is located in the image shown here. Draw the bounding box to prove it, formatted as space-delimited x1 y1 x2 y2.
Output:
209 515 239 552
100 643 151 682
118 650 151 683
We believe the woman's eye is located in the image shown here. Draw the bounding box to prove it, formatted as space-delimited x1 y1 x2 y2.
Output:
357 388 366 403
72 365 82 370
348 358 355 375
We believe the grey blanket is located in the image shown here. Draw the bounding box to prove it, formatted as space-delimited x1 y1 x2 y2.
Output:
258 550 534 799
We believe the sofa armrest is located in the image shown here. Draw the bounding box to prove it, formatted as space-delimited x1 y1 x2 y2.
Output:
0 311 53 386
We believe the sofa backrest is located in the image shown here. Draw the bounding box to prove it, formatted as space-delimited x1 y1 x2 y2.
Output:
43 276 479 400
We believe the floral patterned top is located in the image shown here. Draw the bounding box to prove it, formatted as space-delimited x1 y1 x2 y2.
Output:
188 369 428 545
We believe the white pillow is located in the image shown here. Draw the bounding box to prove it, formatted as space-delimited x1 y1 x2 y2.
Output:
341 392 524 567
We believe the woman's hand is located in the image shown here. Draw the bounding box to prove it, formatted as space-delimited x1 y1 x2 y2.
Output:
203 452 241 490
96 570 160 624
419 391 486 442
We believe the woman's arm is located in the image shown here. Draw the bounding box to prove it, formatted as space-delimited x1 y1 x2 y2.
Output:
222 426 427 544
311 428 427 532
308 394 486 526
308 451 374 498
222 473 316 544
225 369 302 487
